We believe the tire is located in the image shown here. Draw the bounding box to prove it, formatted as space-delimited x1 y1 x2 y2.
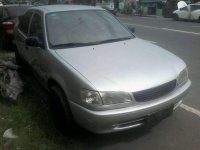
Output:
49 85 77 133
173 14 179 21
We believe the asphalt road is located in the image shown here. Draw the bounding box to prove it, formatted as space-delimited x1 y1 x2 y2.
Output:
71 16 200 150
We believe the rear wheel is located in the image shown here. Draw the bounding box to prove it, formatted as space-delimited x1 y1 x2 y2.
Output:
49 85 77 134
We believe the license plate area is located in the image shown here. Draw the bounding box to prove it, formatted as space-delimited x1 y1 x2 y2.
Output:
146 105 173 127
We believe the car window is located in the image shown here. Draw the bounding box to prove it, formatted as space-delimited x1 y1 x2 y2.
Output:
5 5 31 17
3 8 9 18
18 11 32 36
180 6 188 11
29 13 44 42
190 5 200 11
46 10 133 48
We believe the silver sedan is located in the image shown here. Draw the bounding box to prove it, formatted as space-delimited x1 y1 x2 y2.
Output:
14 5 191 133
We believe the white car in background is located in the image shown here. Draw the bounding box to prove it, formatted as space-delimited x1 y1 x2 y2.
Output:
173 3 200 22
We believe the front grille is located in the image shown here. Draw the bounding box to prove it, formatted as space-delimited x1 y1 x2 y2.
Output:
134 80 176 102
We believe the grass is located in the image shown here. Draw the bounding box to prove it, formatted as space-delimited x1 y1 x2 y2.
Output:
0 51 83 150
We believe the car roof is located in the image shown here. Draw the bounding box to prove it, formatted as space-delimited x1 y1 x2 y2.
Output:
30 5 103 13
189 4 200 6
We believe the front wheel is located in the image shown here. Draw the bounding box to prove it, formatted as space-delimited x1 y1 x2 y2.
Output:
49 85 77 133
173 14 179 21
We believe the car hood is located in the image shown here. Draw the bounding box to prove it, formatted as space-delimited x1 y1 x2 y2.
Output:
55 38 186 92
173 10 179 13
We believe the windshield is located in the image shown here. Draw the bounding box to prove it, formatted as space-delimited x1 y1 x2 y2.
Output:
46 10 133 48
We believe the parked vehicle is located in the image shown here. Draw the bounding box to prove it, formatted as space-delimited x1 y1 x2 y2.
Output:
96 0 116 15
173 3 200 22
14 5 191 133
0 4 31 49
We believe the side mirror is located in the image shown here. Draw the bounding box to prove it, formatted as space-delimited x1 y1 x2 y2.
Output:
26 36 44 49
128 27 135 33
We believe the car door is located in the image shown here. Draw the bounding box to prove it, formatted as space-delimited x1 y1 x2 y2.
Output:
15 11 33 58
190 5 200 20
179 6 190 19
26 12 46 79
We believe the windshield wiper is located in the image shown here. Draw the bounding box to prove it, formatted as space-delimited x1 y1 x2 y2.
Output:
52 43 89 48
95 37 133 45
52 37 133 48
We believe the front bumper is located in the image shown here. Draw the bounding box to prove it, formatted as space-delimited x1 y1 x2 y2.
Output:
70 80 191 133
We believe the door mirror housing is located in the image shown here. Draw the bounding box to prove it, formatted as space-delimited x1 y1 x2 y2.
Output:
26 36 44 49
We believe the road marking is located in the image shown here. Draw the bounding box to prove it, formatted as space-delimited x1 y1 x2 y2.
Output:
191 26 200 28
118 16 171 21
123 22 200 36
180 104 200 117
162 28 200 35
124 22 160 30
143 39 157 44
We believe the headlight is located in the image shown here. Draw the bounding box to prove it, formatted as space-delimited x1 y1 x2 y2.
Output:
81 89 102 105
99 91 132 105
177 68 188 85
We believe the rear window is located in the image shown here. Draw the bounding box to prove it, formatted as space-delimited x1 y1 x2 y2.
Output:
0 7 9 20
4 5 31 17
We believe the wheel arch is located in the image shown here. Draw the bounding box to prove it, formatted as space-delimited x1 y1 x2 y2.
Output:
47 78 69 100
47 77 73 113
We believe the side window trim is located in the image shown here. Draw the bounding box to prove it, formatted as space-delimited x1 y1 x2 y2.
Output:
28 11 43 36
18 10 33 37
28 11 46 49
27 11 35 37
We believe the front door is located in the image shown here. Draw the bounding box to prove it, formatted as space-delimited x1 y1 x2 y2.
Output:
26 12 45 79
179 6 190 19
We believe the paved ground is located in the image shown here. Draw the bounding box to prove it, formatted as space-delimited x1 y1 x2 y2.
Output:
70 16 200 150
